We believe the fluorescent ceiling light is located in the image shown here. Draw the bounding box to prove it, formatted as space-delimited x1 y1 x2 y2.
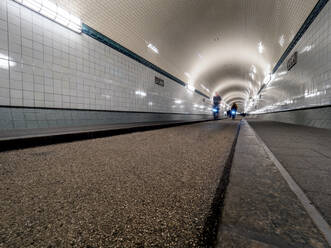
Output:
147 43 159 54
279 35 285 47
186 84 195 92
12 0 82 33
40 0 56 19
304 89 321 98
200 84 210 92
278 71 287 76
265 64 271 75
184 72 191 78
300 45 313 54
251 65 256 74
23 0 41 12
273 77 283 82
55 7 70 26
174 99 182 104
258 41 264 54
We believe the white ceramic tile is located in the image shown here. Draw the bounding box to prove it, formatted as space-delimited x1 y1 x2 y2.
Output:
250 1 331 114
0 87 9 98
0 96 9 105
1 0 210 115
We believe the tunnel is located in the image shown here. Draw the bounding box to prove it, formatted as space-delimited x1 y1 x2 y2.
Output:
0 0 331 247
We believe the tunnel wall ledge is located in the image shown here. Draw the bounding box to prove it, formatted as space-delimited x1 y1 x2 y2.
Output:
247 105 331 130
0 106 211 130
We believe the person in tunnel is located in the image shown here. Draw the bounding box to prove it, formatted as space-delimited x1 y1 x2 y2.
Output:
227 109 231 118
212 92 222 119
230 102 238 119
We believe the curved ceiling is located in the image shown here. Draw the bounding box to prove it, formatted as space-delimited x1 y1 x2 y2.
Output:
56 0 317 110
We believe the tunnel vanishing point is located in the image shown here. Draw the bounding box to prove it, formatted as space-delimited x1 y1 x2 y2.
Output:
0 0 331 247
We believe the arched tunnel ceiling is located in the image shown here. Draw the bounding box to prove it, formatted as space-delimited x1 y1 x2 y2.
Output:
56 0 318 109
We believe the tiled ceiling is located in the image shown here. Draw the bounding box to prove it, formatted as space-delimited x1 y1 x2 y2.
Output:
56 0 318 108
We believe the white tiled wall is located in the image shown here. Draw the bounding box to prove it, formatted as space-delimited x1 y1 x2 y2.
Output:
0 0 212 116
248 1 331 114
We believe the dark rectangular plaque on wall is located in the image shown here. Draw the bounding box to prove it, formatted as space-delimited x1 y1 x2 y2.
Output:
287 51 298 71
155 76 164 87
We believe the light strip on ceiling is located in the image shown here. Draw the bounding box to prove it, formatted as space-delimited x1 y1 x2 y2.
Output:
200 84 210 93
147 43 159 54
258 41 264 54
12 0 82 33
186 84 195 92
184 72 191 78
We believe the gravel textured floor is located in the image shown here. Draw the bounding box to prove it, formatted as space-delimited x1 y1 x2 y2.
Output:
0 120 239 248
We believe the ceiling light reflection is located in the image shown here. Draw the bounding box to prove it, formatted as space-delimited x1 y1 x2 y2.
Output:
279 35 285 47
0 54 16 69
258 41 264 54
304 89 321 98
184 72 191 78
147 43 159 54
200 84 210 93
278 71 287 76
13 0 82 33
186 84 195 92
135 90 146 97
300 45 313 54
251 65 257 74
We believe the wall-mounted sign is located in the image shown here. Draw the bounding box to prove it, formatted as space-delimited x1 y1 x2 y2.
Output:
155 76 164 87
287 51 297 71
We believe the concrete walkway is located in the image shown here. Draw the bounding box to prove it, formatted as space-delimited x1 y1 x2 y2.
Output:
249 120 331 226
216 120 329 248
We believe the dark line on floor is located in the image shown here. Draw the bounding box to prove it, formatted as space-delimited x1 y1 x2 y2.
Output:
198 120 242 247
312 149 331 159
